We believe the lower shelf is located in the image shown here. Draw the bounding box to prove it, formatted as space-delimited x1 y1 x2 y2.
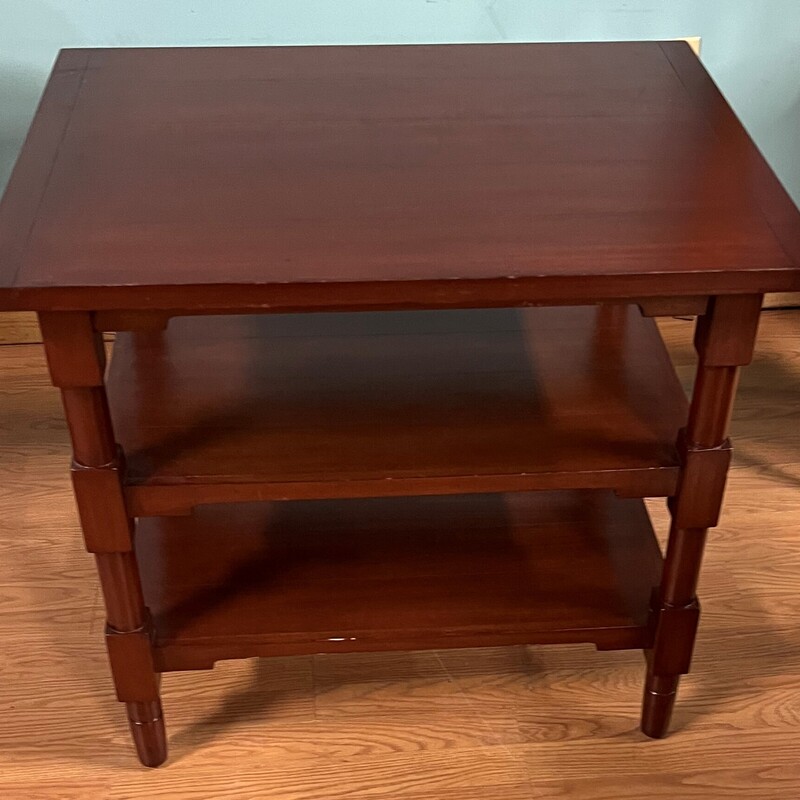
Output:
136 490 664 672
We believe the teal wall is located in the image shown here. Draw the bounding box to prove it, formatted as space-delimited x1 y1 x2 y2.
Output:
1 1 799 201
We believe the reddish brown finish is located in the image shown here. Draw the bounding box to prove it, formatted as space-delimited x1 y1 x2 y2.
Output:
126 700 167 769
105 626 160 702
686 367 740 447
0 55 88 294
58 389 117 466
71 459 133 552
693 294 763 367
38 312 107 387
669 435 732 529
641 293 762 738
0 43 798 315
2 43 791 766
660 42 800 271
647 599 701 676
37 311 167 767
658 530 709 606
133 491 664 671
641 673 681 739
93 554 147 631
108 306 688 513
93 294 709 332
635 296 708 318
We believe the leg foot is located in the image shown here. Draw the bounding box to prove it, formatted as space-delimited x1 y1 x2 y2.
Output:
127 700 167 767
641 674 679 738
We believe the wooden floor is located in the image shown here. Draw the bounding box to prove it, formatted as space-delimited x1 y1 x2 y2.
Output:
1 311 799 799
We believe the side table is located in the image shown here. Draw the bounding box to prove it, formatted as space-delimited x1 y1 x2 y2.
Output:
1 43 799 767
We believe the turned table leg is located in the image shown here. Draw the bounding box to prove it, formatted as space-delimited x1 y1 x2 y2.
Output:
39 312 167 767
641 295 762 737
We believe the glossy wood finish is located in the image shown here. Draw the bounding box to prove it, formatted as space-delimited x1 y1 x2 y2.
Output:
5 312 800 795
37 311 167 767
107 306 688 514
641 295 763 737
0 54 87 300
661 42 800 271
1 43 798 314
92 294 710 333
127 700 167 769
1 42 795 768
135 491 664 671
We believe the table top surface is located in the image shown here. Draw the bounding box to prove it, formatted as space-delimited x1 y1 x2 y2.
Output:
1 42 798 312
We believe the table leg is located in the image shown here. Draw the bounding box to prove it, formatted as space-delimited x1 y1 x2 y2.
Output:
641 294 762 737
39 313 167 767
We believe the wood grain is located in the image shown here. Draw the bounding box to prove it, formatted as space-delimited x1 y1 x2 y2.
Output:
108 306 687 513
1 310 800 795
134 490 663 669
1 43 797 314
0 312 40 344
763 292 800 309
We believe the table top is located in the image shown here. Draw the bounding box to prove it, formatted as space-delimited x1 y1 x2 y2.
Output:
1 42 798 312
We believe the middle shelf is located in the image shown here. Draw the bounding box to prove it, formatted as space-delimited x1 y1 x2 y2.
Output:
107 305 689 515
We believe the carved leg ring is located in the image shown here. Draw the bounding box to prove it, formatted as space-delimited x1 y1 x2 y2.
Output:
127 700 168 768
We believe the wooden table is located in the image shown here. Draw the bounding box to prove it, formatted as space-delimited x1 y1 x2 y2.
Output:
1 43 799 768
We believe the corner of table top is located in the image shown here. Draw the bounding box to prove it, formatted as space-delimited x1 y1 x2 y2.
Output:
0 50 90 307
658 39 800 269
